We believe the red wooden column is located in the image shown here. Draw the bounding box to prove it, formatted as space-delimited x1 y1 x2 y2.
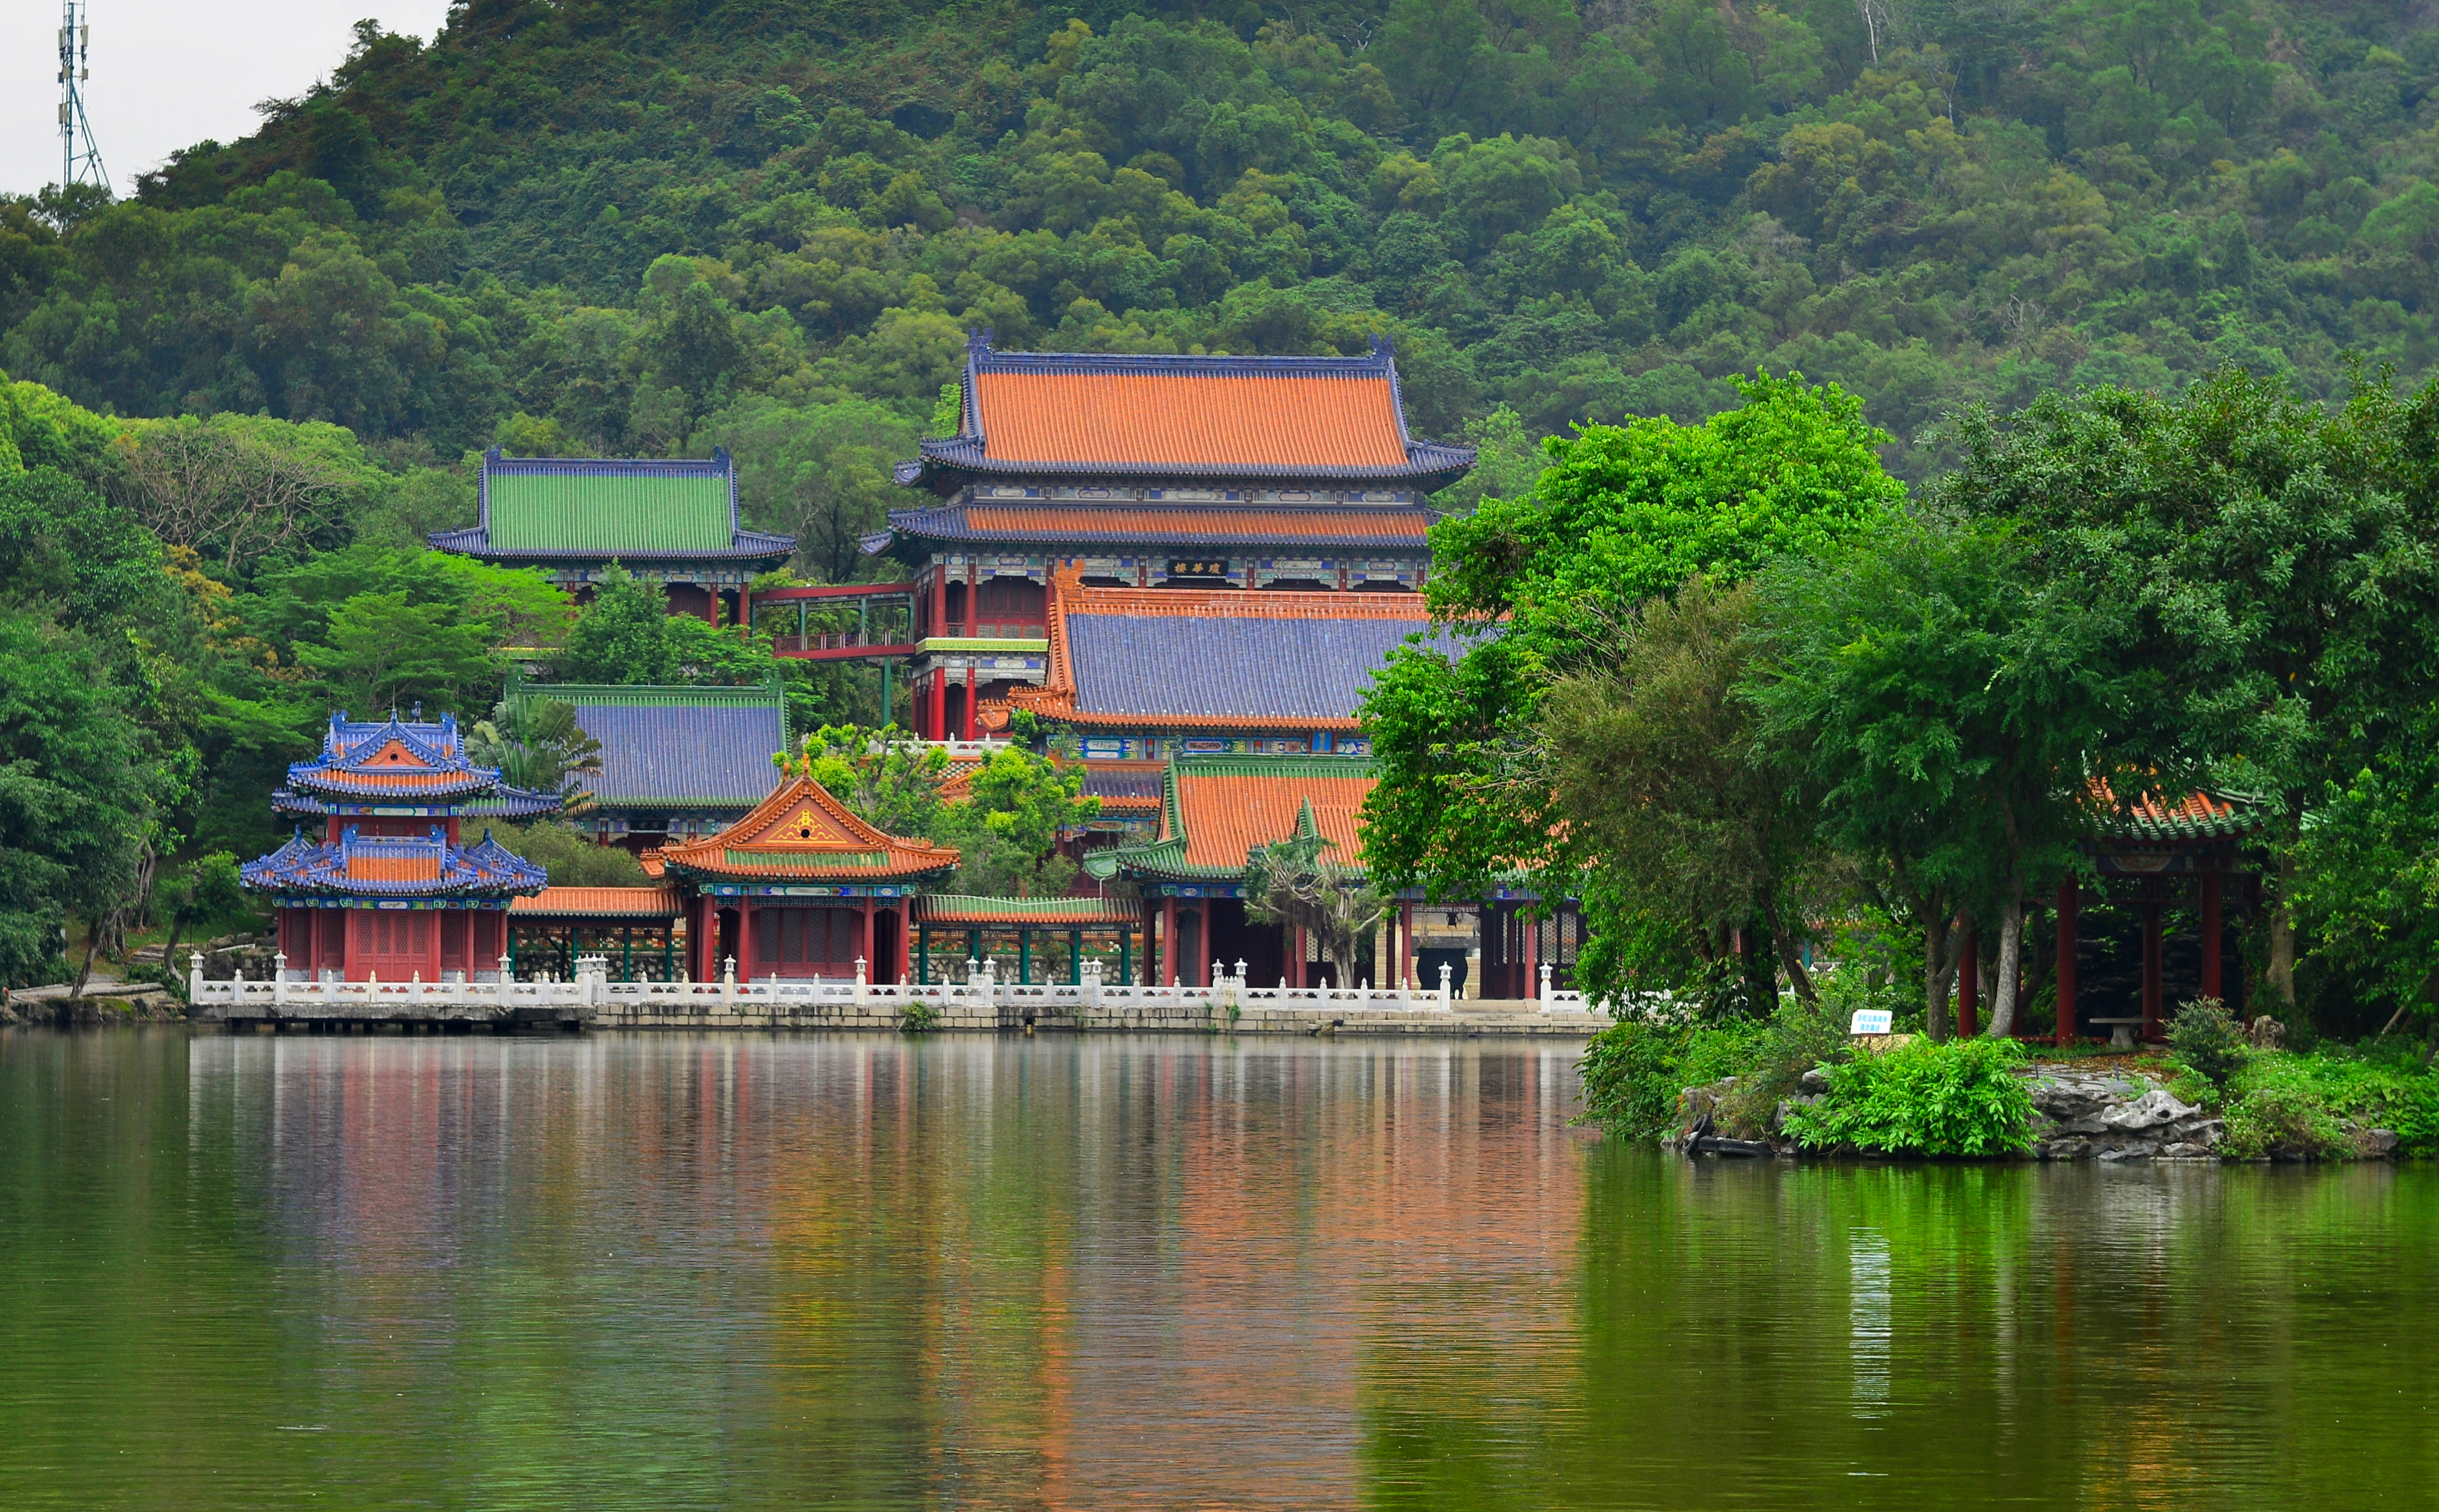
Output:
1400 901 1414 987
892 904 911 984
858 898 875 976
963 665 978 741
928 668 946 741
736 900 755 979
1193 905 1210 987
1957 927 1979 1038
2200 872 2223 1004
930 563 946 638
2141 900 2164 1042
2055 880 2078 1047
1162 896 1178 985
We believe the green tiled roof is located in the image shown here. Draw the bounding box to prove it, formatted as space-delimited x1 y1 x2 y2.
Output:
488 468 733 554
720 849 892 869
432 450 796 563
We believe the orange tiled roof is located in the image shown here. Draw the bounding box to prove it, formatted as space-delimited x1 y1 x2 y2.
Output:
346 853 444 882
2093 782 2261 843
1173 762 1374 871
1090 756 1379 882
973 372 1408 470
510 886 684 918
654 774 960 882
898 339 1476 490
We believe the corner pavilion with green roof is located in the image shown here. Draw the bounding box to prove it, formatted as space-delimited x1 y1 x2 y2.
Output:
431 449 794 625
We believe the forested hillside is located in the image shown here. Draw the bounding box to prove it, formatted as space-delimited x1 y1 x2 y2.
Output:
6 0 2437 507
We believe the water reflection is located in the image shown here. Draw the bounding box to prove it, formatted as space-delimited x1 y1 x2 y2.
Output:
0 1031 2432 1510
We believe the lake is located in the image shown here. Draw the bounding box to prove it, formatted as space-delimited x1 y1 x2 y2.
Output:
2 1030 2432 1509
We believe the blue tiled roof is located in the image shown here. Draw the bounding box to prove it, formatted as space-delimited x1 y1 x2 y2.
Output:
1065 612 1447 723
239 827 548 900
568 698 788 807
276 710 556 814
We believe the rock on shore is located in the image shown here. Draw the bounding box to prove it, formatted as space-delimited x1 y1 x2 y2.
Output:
2021 1069 2224 1160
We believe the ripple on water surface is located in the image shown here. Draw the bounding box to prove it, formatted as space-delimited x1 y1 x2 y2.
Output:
1 1030 2432 1510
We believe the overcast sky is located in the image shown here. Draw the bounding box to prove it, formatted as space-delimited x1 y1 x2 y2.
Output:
2 1 456 199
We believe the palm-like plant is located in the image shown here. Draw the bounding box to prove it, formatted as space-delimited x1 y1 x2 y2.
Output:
469 696 603 810
1243 833 1385 987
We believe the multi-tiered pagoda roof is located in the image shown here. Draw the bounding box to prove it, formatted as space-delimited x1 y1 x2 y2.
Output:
272 711 559 817
244 710 557 912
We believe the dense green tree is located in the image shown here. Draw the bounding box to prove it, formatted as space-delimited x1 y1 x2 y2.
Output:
1360 372 1902 913
1932 368 2439 1011
1750 513 2149 1036
467 696 604 804
1540 578 1824 1016
785 724 954 839
934 748 1099 898
2 3 2431 476
0 614 160 989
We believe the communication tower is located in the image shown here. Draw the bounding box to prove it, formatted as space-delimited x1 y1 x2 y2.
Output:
58 0 108 193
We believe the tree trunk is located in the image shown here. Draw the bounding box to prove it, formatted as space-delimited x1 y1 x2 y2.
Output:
1923 913 1963 1041
70 916 104 1000
2264 809 2300 1009
1986 895 2025 1038
1743 918 1779 1016
1762 894 1817 1004
2266 857 2297 1009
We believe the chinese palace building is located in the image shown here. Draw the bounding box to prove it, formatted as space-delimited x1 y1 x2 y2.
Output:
645 772 961 984
868 334 1473 740
241 711 558 981
431 448 795 623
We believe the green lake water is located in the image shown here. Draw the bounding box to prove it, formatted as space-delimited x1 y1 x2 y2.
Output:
2 1029 2433 1510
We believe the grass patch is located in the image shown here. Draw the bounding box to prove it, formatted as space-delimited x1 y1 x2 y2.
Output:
2202 1044 2439 1159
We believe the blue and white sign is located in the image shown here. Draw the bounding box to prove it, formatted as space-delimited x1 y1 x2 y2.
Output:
1849 1009 1894 1035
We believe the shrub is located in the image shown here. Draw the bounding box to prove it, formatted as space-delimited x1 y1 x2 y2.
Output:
1785 1036 2037 1156
2169 996 2248 1089
1715 994 1850 1135
1576 1012 1760 1138
897 999 940 1034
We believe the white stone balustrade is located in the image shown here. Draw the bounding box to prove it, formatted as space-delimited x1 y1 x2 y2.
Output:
181 950 1612 1033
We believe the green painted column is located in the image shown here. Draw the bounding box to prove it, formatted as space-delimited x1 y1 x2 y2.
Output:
1119 927 1131 985
919 922 930 985
1070 929 1082 985
622 925 633 982
1019 929 1031 985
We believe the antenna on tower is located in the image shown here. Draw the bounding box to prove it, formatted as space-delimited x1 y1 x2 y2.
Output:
58 0 108 195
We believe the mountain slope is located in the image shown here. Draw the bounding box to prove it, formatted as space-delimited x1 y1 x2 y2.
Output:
2 0 2434 481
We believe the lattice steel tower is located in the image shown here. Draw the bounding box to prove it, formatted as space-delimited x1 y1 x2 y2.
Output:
58 0 108 192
